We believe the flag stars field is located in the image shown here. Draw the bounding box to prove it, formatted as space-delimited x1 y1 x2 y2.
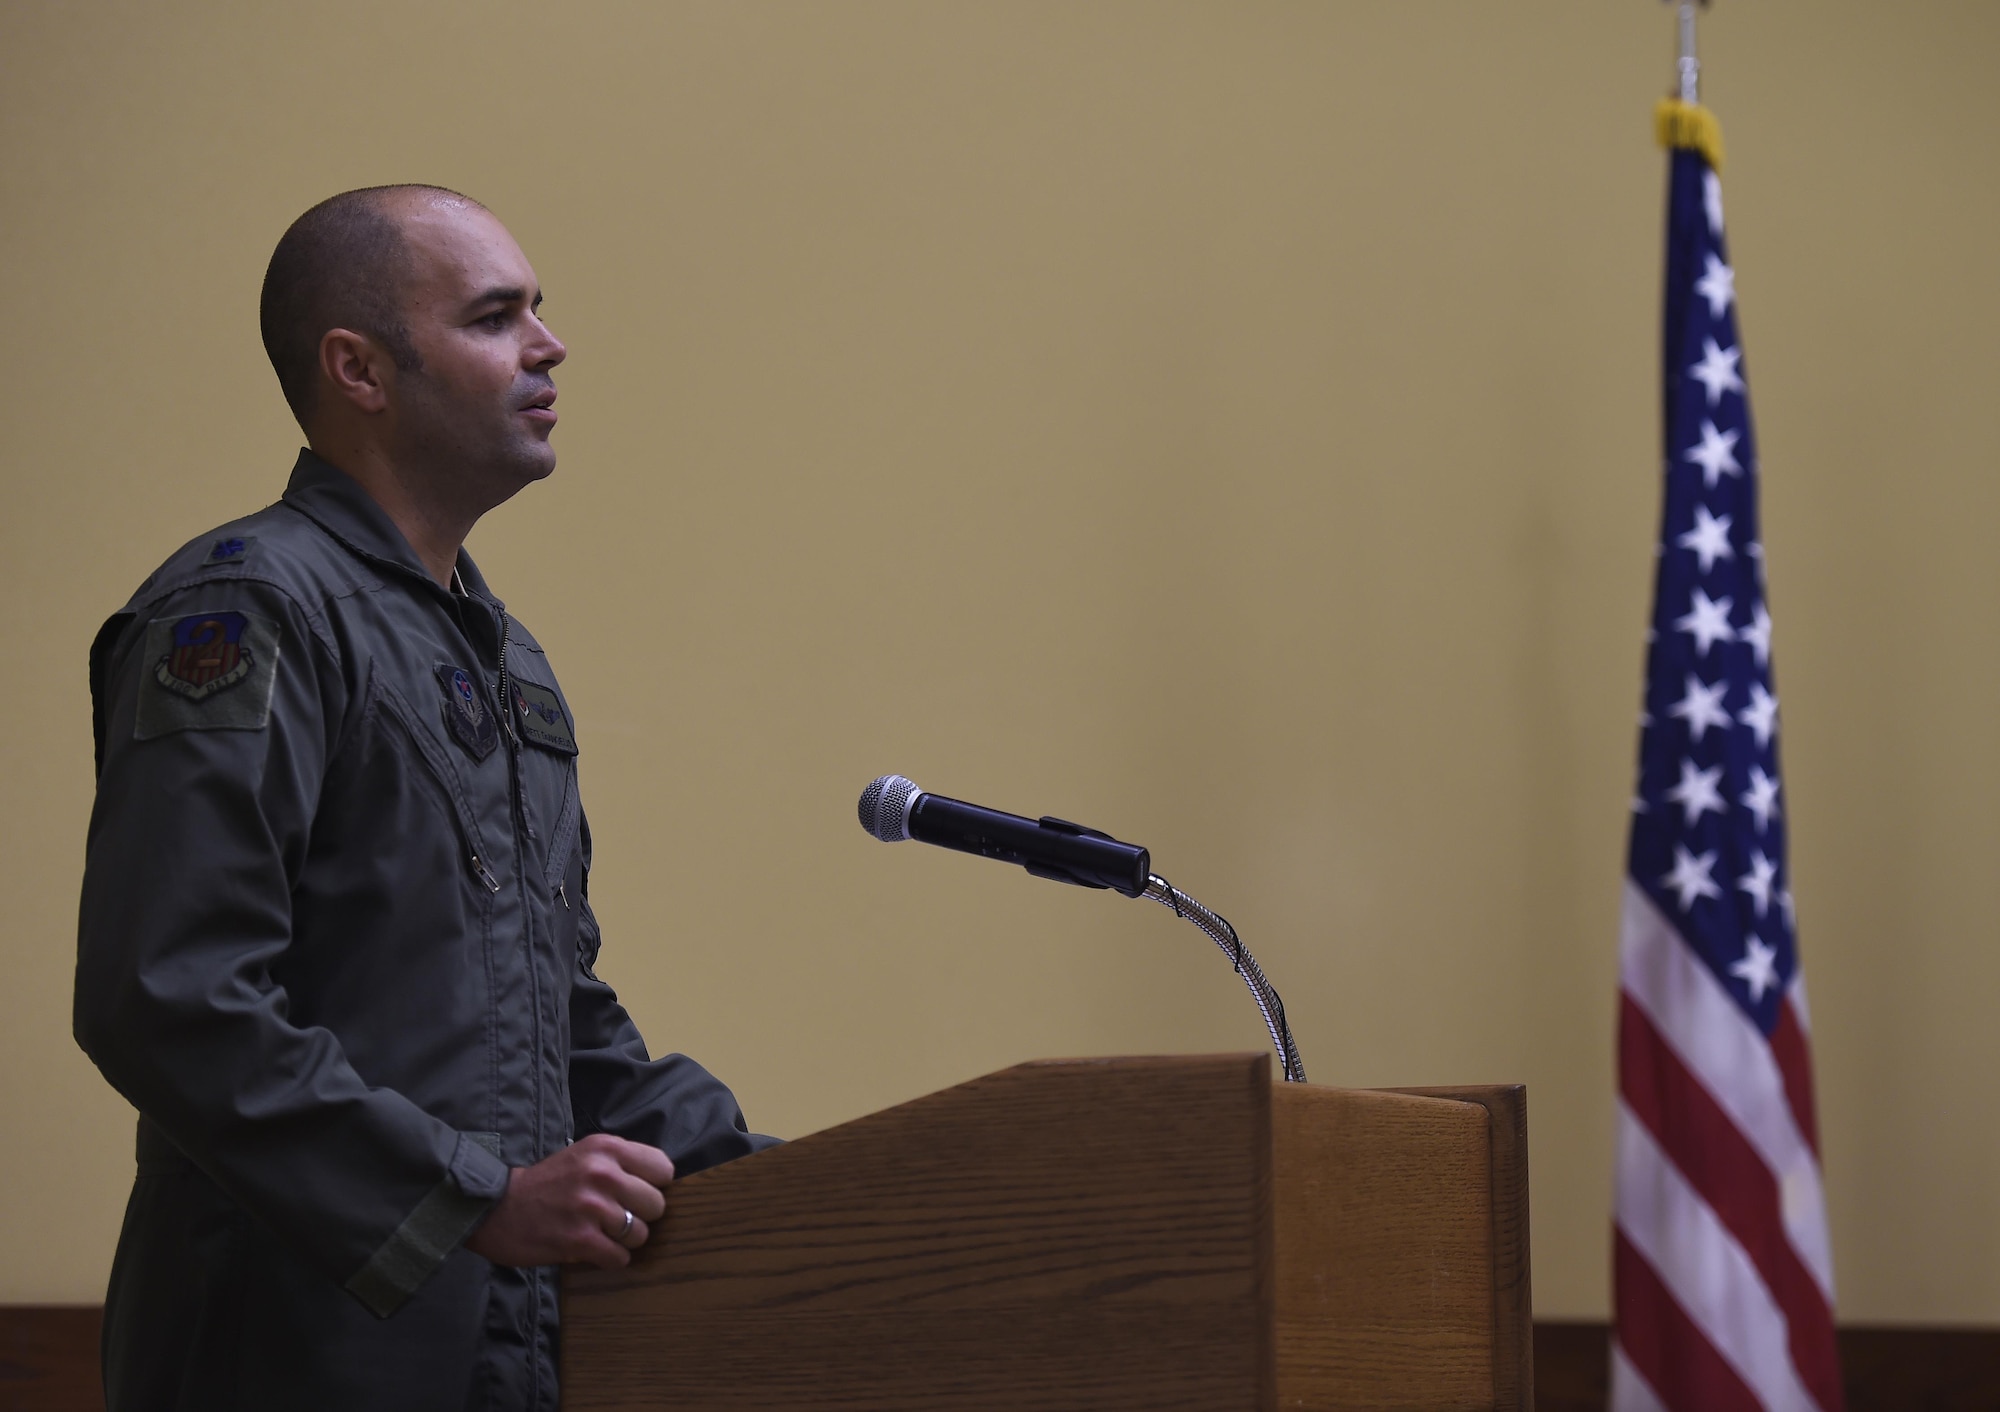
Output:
1685 419 1744 486
1674 587 1737 656
1695 252 1736 318
1741 766 1782 833
1702 170 1725 236
1739 682 1780 748
1668 674 1732 742
1666 759 1727 826
1729 935 1782 1004
1662 844 1723 911
1689 338 1745 405
1676 503 1735 573
1740 602 1773 667
1738 851 1779 918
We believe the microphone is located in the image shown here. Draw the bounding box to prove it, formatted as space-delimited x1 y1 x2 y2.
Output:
856 775 1151 897
855 772 1307 1083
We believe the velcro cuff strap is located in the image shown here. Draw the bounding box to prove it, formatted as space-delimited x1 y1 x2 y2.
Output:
345 1132 509 1318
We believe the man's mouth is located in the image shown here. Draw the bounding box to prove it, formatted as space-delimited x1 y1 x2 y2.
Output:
519 390 558 424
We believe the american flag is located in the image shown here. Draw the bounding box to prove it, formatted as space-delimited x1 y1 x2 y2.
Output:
1611 105 1844 1412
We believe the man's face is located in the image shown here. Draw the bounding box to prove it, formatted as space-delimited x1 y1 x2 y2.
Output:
387 199 568 497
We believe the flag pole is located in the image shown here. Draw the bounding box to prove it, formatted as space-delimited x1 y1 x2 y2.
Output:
1676 0 1701 105
1656 0 1722 171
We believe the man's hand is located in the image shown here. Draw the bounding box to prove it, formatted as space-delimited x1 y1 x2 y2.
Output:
465 1133 674 1269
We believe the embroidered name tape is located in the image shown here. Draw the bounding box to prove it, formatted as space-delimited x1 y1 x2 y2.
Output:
510 679 577 754
434 663 498 760
136 610 282 738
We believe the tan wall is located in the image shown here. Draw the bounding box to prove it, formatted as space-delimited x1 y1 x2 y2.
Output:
3 2 1995 1321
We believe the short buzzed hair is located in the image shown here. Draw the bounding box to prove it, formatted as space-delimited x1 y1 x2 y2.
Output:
258 184 478 426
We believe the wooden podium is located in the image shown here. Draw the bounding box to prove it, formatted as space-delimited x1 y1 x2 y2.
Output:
562 1054 1530 1410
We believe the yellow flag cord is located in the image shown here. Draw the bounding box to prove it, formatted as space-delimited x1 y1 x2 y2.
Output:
1656 98 1725 172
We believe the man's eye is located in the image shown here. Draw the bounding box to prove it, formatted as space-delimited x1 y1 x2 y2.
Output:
480 312 508 329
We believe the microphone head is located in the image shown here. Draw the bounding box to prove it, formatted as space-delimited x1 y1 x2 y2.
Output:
858 774 922 842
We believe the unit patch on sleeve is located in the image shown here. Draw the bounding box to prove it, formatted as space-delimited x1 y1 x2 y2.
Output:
434 663 499 760
135 610 282 739
509 679 577 755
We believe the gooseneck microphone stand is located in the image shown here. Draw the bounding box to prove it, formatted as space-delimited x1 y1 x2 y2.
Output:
1142 874 1306 1084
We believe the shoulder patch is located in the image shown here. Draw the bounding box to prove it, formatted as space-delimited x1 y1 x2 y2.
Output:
434 663 499 761
509 679 577 755
202 535 256 568
135 611 282 738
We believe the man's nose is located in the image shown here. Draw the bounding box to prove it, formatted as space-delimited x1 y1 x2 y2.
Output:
528 317 567 370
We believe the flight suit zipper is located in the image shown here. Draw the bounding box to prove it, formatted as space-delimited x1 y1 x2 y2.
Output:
493 605 555 1406
496 614 518 749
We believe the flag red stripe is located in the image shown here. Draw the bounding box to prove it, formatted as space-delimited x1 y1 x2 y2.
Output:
1769 997 1822 1158
1620 994 1846 1411
1613 1229 1765 1412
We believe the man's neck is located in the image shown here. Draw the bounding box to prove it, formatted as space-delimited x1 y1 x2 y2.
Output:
309 440 478 587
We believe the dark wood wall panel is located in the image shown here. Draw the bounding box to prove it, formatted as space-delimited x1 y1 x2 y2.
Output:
1532 1320 1611 1411
0 1306 101 1412
1838 1325 2000 1411
1535 1319 2000 1412
4 1306 1995 1410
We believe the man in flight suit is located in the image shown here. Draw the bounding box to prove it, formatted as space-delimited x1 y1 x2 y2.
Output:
74 185 775 1410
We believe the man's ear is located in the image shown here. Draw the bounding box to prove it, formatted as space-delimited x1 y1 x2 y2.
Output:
318 328 392 416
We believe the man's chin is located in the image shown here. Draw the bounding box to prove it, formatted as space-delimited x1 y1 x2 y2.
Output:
508 438 559 484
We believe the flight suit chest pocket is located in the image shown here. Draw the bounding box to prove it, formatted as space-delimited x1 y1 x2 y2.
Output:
504 668 579 872
371 676 504 897
503 663 587 966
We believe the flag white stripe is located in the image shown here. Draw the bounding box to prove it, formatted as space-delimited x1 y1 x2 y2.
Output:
1610 1343 1673 1412
1616 1105 1824 1412
1619 881 1836 1298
